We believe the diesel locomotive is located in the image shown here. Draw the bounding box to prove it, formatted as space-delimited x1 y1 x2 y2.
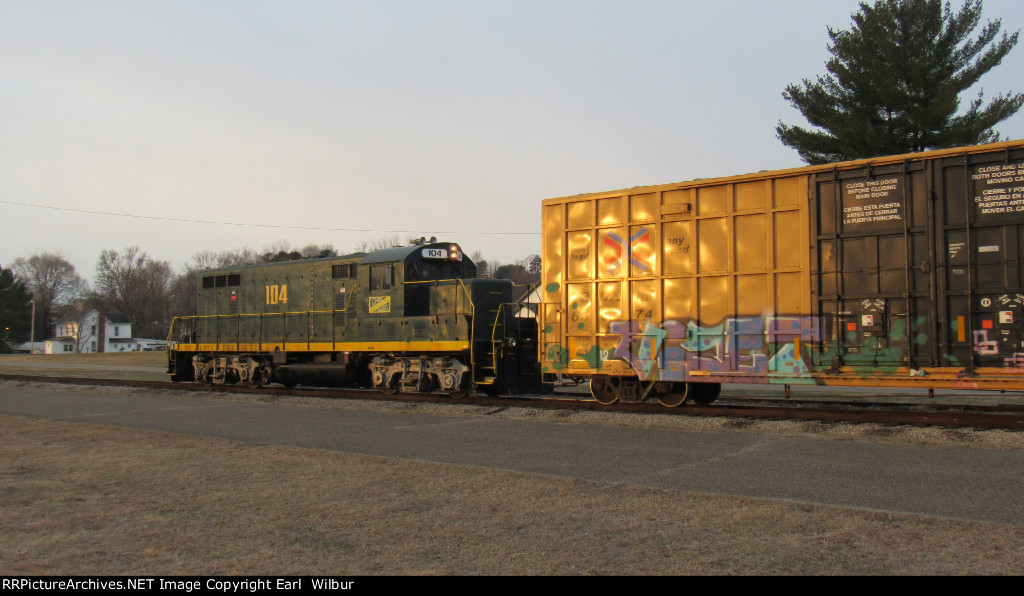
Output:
167 240 544 397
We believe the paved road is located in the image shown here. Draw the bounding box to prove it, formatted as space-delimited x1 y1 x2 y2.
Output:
2 382 1023 526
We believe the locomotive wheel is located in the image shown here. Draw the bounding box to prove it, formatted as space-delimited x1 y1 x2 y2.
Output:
371 369 399 395
380 375 400 395
590 376 618 405
657 382 689 408
244 366 271 389
439 369 472 398
447 378 472 399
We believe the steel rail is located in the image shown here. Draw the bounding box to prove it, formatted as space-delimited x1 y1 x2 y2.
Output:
3 373 1024 431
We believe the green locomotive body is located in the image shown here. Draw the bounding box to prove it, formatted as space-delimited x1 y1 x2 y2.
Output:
168 241 542 396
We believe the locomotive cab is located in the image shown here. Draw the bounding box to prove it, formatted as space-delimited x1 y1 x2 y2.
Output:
357 242 537 396
358 242 477 318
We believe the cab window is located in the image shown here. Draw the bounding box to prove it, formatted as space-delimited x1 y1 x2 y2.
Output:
370 264 393 291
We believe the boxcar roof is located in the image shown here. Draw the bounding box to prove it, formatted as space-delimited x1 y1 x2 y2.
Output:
543 139 1024 204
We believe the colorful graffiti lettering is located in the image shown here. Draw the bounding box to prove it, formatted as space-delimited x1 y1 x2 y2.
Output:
974 330 1000 356
1006 353 1024 369
540 278 1024 381
609 315 820 384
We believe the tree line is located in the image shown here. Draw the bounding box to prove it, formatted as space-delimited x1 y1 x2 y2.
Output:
0 241 540 352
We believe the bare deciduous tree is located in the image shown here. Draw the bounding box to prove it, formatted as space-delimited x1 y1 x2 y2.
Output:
351 236 405 253
10 252 87 336
493 257 541 288
94 246 174 339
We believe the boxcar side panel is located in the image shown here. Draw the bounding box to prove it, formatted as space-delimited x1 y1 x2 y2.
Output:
936 149 1024 374
542 140 1024 391
540 172 813 384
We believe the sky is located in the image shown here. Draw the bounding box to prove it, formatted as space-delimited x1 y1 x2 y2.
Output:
2 0 1023 282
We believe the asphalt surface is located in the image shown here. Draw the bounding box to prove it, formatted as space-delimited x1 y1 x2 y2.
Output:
2 382 1024 527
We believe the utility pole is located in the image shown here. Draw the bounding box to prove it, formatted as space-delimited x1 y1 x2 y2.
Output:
29 300 35 354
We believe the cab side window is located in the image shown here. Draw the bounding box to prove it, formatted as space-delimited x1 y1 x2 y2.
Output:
370 264 393 291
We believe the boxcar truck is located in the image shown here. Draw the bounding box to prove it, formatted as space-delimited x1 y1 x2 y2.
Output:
539 140 1024 405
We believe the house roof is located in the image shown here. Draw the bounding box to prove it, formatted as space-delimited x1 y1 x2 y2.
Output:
55 310 132 325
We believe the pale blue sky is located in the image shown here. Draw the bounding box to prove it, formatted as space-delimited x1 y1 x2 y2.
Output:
2 0 1022 279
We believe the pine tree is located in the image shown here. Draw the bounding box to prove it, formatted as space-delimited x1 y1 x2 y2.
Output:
777 0 1023 164
0 266 33 352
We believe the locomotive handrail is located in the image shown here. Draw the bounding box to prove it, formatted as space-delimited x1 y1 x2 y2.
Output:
169 277 480 388
169 279 474 352
166 299 358 352
460 280 475 379
490 303 508 376
401 277 477 376
485 299 536 387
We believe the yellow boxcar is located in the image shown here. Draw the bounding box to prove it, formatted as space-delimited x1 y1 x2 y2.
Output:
540 140 1024 405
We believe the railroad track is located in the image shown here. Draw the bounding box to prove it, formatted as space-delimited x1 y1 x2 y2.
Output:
4 372 1024 431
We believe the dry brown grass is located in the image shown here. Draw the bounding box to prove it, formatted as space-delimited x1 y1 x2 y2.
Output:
0 352 166 382
0 352 165 366
3 414 1024 575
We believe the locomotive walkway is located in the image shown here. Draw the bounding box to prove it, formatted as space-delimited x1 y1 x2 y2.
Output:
2 382 1023 527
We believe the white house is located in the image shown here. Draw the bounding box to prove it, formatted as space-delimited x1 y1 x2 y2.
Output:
47 310 134 353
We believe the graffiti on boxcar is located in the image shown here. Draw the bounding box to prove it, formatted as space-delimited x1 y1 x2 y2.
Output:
542 293 1024 378
607 315 820 384
971 295 1024 368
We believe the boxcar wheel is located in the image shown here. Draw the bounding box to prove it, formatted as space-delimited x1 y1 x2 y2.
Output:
657 382 689 408
590 376 618 405
688 382 721 405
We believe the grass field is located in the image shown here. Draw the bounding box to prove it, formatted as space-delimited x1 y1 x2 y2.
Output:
3 412 1024 575
0 352 165 366
0 352 167 381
